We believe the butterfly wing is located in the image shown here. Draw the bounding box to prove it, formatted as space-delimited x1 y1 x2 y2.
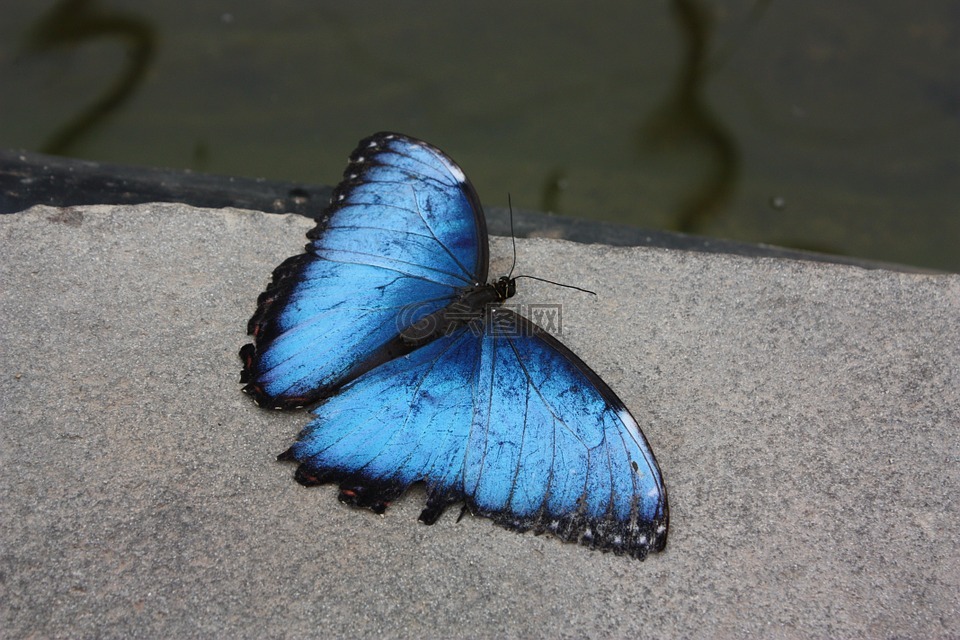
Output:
241 132 489 408
282 309 668 559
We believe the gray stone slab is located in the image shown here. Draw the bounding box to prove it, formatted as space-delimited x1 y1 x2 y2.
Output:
1 203 957 638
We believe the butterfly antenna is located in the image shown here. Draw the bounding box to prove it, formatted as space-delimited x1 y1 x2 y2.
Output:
515 274 597 297
505 195 595 296
507 194 518 279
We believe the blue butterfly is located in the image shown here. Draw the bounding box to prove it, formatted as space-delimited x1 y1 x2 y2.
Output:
240 132 668 559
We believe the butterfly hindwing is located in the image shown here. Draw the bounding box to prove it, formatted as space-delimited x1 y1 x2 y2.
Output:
281 309 668 559
241 133 489 408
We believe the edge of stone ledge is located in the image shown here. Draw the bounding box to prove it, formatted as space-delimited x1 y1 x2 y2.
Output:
1 149 938 274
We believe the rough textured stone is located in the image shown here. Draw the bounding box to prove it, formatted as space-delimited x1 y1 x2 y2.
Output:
1 204 957 637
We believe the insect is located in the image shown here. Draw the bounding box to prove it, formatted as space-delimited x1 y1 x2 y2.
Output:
240 132 668 559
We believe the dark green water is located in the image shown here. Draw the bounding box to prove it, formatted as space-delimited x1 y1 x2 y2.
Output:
1 1 957 271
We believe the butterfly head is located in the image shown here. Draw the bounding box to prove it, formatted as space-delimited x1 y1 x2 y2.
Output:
493 276 517 301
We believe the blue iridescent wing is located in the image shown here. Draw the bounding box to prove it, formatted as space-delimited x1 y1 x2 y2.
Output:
280 309 669 559
240 132 489 408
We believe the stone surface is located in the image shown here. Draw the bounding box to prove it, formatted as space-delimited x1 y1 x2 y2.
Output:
1 204 957 637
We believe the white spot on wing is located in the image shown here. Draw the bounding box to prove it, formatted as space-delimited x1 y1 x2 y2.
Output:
448 163 466 183
616 407 648 445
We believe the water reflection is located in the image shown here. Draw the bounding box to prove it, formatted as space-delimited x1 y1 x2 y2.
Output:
24 0 155 155
540 167 568 214
638 0 743 234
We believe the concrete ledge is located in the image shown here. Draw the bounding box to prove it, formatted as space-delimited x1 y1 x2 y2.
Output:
2 148 933 274
2 204 957 637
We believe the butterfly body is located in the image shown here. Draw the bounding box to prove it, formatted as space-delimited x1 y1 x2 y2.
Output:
241 132 668 559
397 275 516 345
